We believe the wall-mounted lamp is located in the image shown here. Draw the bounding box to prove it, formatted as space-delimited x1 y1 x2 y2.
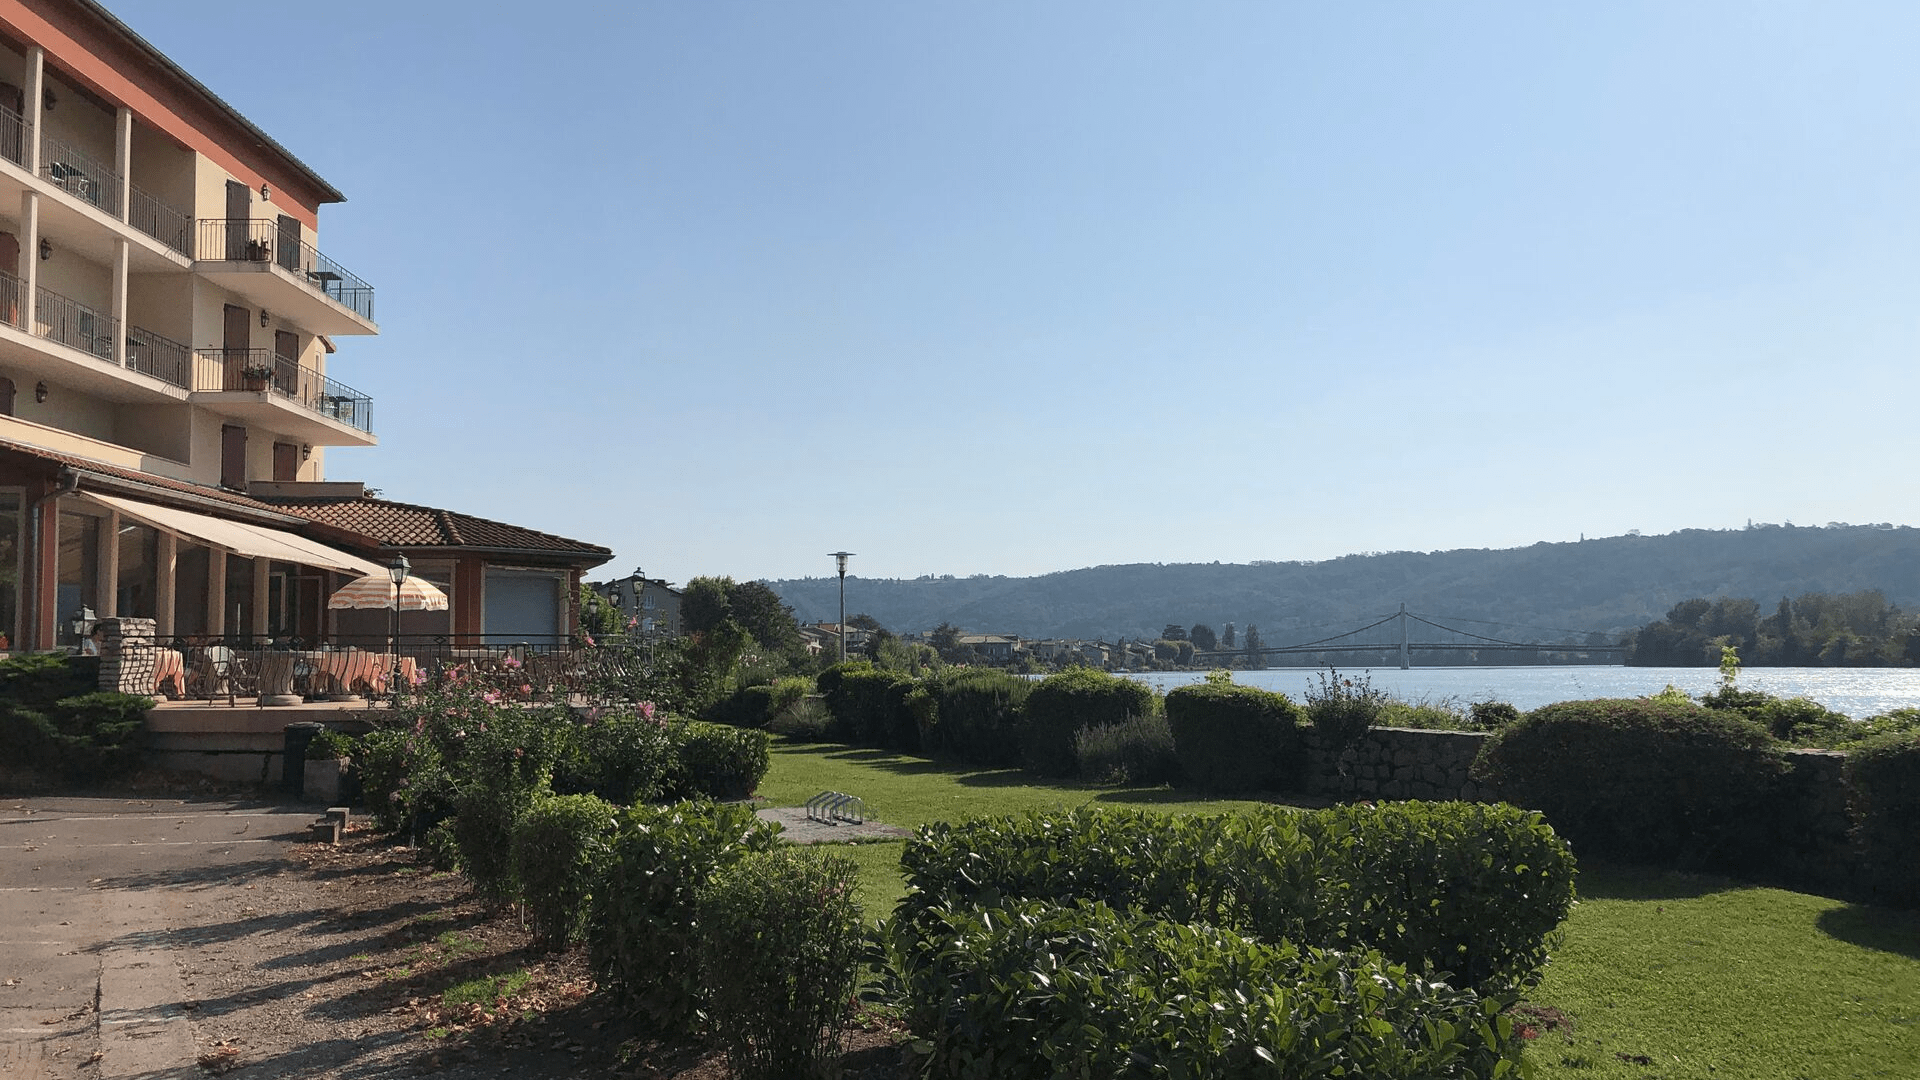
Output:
37 238 50 261
259 183 270 201
259 309 270 328
300 444 311 461
34 381 48 403
42 89 55 111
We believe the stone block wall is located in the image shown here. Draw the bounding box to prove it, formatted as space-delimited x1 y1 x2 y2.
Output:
95 617 157 695
1304 726 1498 803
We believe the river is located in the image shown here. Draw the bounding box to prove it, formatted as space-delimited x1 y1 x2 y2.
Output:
1124 666 1920 719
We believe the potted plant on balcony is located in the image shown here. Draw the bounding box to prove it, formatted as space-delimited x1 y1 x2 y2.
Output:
240 363 275 391
244 238 271 262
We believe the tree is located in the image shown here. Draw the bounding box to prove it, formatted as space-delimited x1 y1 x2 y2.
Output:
728 580 802 655
1221 623 1236 649
681 575 734 636
579 583 623 637
1243 624 1263 658
929 623 965 662
848 613 884 632
862 627 898 661
1189 624 1218 652
1161 624 1189 642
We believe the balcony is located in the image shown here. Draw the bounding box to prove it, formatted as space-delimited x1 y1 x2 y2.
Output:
190 347 375 444
0 269 195 403
194 219 376 335
0 105 195 263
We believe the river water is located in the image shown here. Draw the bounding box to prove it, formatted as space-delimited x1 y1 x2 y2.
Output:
1125 666 1920 719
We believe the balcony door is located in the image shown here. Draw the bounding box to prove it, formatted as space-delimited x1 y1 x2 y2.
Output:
223 304 249 388
224 180 250 260
274 329 299 396
221 424 246 490
272 441 298 482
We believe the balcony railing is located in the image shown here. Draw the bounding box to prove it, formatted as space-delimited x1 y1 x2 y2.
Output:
41 130 122 217
195 219 375 322
128 185 192 257
0 103 26 169
126 325 190 389
36 284 117 360
0 270 22 330
192 347 374 434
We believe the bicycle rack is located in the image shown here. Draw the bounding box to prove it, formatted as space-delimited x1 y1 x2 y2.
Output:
805 790 866 825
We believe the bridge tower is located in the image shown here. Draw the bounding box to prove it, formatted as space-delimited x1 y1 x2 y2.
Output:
1399 603 1411 669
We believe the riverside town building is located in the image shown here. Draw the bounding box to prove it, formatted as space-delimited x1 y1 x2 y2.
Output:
0 0 608 654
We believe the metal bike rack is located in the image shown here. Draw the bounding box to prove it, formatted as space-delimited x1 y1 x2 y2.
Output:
805 790 865 825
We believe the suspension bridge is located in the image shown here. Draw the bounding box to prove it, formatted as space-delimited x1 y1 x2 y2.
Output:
1190 605 1626 668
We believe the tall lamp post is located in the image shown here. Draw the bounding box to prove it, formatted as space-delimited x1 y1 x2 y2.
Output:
388 554 409 700
829 552 854 662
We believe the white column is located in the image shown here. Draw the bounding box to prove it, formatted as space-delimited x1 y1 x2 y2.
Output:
111 238 128 366
252 558 269 638
207 550 226 637
155 532 176 637
114 107 132 223
20 190 38 331
99 511 119 618
23 47 41 175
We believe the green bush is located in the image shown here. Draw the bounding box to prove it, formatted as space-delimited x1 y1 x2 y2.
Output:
665 720 770 800
1378 699 1472 730
891 899 1524 1080
705 684 779 728
0 653 96 709
1164 681 1304 792
1304 667 1387 753
1468 701 1522 731
1845 732 1920 908
1073 712 1180 785
768 696 833 740
1021 668 1158 777
1472 697 1790 870
40 692 154 781
554 708 674 805
446 704 571 905
920 668 1031 766
897 802 1576 995
305 727 356 761
1756 697 1856 747
589 800 784 1034
816 663 917 748
513 792 618 948
697 848 864 1080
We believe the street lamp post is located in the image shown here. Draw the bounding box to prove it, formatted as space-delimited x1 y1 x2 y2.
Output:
388 554 410 700
829 552 854 663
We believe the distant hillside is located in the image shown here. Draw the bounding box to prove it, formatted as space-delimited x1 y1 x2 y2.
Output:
764 525 1920 643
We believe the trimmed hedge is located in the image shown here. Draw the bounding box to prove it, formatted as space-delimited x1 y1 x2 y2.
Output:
917 668 1032 766
1845 731 1920 908
705 684 779 729
664 721 770 801
817 663 918 749
897 802 1575 995
697 848 864 1080
512 792 618 948
1164 681 1304 792
1471 697 1790 871
1021 668 1159 777
588 800 784 1033
554 709 676 805
893 900 1525 1080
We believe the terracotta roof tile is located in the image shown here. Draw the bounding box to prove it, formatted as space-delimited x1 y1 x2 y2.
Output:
0 437 293 518
263 495 612 562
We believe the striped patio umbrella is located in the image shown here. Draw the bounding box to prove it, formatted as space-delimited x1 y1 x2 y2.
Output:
326 573 450 611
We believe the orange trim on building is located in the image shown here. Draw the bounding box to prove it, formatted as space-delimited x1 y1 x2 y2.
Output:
0 0 330 226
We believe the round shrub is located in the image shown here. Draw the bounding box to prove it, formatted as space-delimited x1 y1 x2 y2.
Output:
1845 731 1920 908
705 684 779 728
1164 681 1304 792
1472 697 1789 870
513 792 618 948
697 848 864 1080
1021 668 1158 777
554 708 674 805
921 668 1031 766
665 721 771 800
589 800 784 1033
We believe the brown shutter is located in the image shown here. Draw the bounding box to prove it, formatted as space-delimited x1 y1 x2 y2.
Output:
221 424 247 490
272 441 298 482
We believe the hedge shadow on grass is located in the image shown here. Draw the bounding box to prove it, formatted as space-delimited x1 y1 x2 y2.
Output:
1572 861 1747 902
1815 905 1920 961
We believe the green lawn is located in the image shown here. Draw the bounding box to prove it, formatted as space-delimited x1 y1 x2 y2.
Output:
759 737 1920 1079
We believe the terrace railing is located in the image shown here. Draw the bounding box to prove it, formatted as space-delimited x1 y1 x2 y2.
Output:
126 324 191 389
192 347 374 434
196 218 375 322
35 284 117 360
128 184 192 257
40 130 122 217
0 103 27 169
0 270 22 331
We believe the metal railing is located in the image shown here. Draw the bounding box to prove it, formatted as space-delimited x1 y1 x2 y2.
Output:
40 130 122 217
0 103 27 169
126 325 191 389
191 347 375 434
36 284 117 360
195 219 375 322
129 184 192 257
0 269 22 331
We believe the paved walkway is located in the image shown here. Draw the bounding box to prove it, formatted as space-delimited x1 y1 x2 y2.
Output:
0 797 312 1080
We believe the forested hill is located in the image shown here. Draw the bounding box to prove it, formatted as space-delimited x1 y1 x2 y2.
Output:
764 525 1920 643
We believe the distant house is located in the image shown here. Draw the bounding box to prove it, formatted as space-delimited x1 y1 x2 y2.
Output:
804 622 874 657
591 571 683 639
956 634 1021 662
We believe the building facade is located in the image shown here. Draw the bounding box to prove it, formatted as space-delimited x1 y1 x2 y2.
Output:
0 1 607 651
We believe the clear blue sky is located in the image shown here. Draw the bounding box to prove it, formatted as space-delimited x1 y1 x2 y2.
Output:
135 1 1920 584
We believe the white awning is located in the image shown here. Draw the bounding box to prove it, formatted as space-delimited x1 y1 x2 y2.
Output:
83 492 386 577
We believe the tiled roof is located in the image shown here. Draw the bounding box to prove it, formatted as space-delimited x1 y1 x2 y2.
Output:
0 437 294 519
263 495 612 562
